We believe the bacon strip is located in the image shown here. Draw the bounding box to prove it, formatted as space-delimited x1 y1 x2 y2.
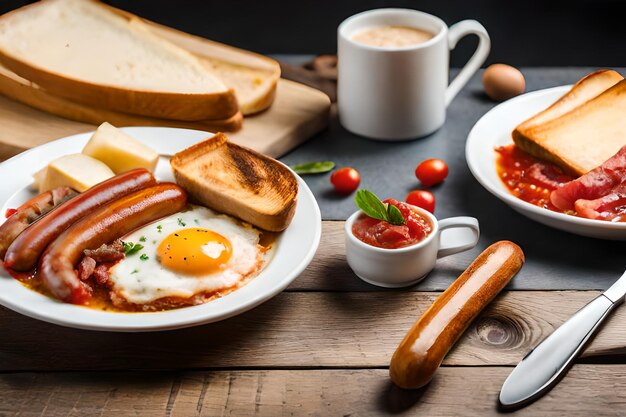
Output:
551 145 626 212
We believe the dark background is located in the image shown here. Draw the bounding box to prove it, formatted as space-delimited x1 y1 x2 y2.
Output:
1 0 625 67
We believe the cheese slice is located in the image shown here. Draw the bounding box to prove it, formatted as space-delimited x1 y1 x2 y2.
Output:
40 153 114 192
82 122 159 174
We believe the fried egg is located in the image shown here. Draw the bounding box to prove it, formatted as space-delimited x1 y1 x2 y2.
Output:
109 205 270 305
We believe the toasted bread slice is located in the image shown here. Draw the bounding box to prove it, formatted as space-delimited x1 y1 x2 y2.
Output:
513 79 626 176
0 0 238 121
0 64 243 132
170 133 298 231
515 69 623 134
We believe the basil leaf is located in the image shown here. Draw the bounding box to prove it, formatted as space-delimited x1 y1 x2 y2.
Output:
291 161 335 175
354 190 389 222
354 189 407 226
387 204 407 225
123 242 144 256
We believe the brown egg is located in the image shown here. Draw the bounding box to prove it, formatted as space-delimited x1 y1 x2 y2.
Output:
482 64 526 102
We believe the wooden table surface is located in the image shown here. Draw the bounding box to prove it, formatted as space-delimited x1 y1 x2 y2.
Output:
1 222 625 416
2 66 626 417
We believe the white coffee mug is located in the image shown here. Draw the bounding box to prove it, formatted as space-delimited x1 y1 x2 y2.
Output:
338 8 491 140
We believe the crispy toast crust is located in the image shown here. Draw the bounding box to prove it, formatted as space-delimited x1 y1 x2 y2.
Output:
0 0 239 121
170 133 298 232
515 69 623 134
0 64 243 131
514 78 626 176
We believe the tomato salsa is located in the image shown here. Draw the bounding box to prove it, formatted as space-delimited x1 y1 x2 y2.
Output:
495 144 574 212
352 199 433 249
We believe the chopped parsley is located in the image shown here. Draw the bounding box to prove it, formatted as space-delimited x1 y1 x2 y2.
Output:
177 218 186 227
157 225 163 233
194 219 200 225
140 254 149 261
123 241 144 256
139 236 147 242
131 269 139 274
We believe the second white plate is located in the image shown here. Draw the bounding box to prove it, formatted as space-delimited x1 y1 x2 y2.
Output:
466 86 626 240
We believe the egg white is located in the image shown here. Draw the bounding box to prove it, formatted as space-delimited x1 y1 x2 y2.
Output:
109 205 268 305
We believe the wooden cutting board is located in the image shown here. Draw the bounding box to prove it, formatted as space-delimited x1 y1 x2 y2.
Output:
0 78 330 161
0 16 330 161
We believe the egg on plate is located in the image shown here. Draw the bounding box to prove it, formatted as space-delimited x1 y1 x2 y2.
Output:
108 205 273 310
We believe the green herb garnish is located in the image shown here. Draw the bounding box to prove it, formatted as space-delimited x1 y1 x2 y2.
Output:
354 189 406 226
140 254 149 261
123 241 144 256
290 161 335 175
177 218 186 227
139 236 147 242
156 225 162 233
131 269 139 274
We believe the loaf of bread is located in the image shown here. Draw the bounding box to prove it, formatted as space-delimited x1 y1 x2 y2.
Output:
170 133 298 232
0 0 238 121
0 64 243 132
513 71 626 176
130 16 281 116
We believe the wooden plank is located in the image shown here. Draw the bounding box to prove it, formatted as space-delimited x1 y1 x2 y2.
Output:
2 367 626 416
2 291 626 371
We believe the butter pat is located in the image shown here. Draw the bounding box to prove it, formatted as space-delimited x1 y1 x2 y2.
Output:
82 122 159 174
40 154 114 192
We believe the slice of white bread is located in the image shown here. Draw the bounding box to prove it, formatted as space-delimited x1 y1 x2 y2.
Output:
0 63 243 131
513 79 626 176
0 0 238 121
170 133 298 232
126 12 280 115
515 69 623 133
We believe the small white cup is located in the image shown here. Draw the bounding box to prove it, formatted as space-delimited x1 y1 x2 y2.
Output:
338 8 490 140
345 206 480 287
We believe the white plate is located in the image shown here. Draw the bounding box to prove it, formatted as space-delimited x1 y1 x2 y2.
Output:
466 86 626 240
0 127 322 331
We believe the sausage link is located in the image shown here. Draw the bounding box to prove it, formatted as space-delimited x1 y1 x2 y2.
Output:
4 168 156 271
0 187 77 259
389 241 525 389
39 183 187 304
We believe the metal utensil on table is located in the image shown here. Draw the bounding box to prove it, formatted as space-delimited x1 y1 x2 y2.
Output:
499 269 626 409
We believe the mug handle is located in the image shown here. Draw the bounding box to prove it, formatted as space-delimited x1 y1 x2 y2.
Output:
445 20 491 107
437 216 480 258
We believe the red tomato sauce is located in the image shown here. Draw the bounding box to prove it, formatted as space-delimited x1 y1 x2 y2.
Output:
495 144 574 213
352 199 433 249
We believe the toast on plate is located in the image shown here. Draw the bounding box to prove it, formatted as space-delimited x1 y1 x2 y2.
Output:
513 79 626 176
170 133 298 232
0 0 238 121
515 69 623 134
0 64 243 132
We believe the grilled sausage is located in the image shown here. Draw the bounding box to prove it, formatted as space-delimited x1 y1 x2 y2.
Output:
0 187 77 259
4 168 156 272
39 183 187 304
390 241 525 389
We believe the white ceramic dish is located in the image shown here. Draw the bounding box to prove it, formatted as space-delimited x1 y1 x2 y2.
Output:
0 127 322 331
344 206 479 288
466 85 626 240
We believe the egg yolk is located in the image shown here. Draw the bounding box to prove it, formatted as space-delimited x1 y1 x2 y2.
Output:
157 228 232 275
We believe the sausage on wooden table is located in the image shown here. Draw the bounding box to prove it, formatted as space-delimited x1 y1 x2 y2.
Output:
390 241 525 389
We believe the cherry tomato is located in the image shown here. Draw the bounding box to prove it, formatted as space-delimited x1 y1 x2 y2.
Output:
415 158 449 187
406 190 436 213
4 208 16 218
330 167 360 194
